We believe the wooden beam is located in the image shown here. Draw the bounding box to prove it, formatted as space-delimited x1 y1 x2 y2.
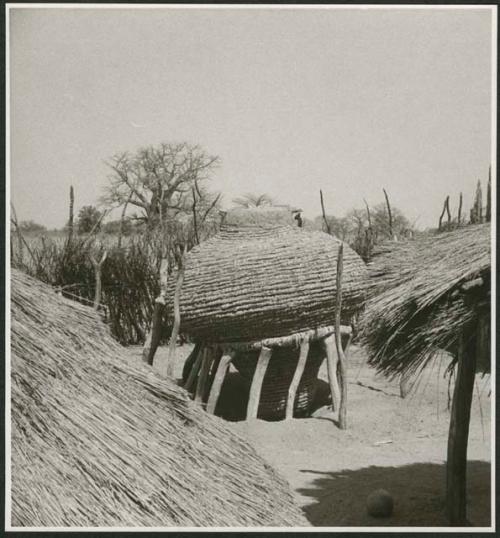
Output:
323 334 340 413
195 347 213 404
206 352 233 415
446 329 477 526
286 340 310 420
247 346 272 419
184 346 204 393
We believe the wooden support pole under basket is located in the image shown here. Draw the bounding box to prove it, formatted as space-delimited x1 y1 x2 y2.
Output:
323 334 340 413
285 339 310 420
206 352 234 414
195 348 214 404
247 346 272 419
185 347 204 393
446 327 477 526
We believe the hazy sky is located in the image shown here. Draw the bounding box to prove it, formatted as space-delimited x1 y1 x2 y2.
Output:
9 6 494 229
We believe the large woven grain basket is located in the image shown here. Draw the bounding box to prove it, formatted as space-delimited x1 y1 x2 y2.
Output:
171 207 368 343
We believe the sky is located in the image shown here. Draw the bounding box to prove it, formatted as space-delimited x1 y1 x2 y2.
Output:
9 6 494 230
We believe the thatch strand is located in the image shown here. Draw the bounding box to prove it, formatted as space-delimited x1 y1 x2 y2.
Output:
359 224 491 379
10 269 307 527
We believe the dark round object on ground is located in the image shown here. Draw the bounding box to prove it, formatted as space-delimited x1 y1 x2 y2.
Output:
366 489 394 518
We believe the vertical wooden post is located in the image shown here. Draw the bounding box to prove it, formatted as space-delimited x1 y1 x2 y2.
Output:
286 339 310 420
320 189 332 235
89 249 107 310
445 196 451 226
323 334 340 412
247 346 272 419
457 192 463 225
446 329 477 526
195 347 214 404
383 188 393 239
143 258 169 365
486 167 491 223
334 243 348 430
439 196 449 231
206 352 234 414
143 301 165 365
184 346 204 393
68 185 74 243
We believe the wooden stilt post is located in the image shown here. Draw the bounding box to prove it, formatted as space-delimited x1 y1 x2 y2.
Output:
286 340 310 420
446 329 477 526
207 347 222 382
195 347 213 404
247 346 272 419
184 347 204 393
206 352 234 414
182 342 202 384
323 334 340 413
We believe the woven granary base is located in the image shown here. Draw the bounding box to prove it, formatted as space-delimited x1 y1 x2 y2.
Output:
232 341 325 420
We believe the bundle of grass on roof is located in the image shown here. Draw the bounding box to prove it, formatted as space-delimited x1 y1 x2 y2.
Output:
359 224 491 379
167 206 368 343
10 269 308 528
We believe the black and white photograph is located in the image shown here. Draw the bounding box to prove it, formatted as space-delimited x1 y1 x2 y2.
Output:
6 3 496 531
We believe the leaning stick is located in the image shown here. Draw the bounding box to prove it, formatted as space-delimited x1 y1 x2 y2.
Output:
286 339 310 420
206 352 234 414
320 190 332 235
323 334 340 413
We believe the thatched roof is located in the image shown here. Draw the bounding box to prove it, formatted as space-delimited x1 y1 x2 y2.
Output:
10 269 308 527
170 207 368 343
359 224 491 378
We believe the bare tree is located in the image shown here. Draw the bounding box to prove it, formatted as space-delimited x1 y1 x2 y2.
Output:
102 143 220 229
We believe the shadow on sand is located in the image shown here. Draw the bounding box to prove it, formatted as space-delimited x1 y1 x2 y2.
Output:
298 460 491 527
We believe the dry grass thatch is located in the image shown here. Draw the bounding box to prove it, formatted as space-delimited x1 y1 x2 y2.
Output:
10 269 308 528
169 208 368 343
359 224 491 378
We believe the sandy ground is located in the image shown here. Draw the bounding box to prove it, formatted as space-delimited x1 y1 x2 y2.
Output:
135 344 492 528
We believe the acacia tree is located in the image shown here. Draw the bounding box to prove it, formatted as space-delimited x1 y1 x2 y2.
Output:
102 143 221 230
232 193 275 208
77 205 103 234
